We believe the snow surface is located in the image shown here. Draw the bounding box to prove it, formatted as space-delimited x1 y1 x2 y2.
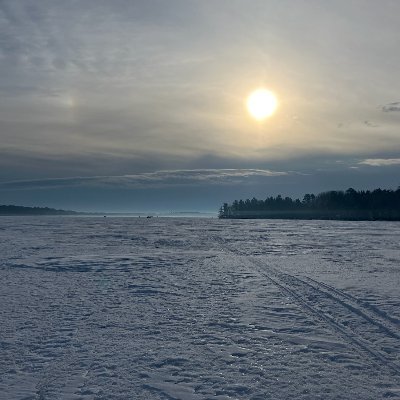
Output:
0 217 399 399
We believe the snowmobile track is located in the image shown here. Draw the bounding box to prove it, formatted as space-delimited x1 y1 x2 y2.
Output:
249 258 400 375
214 236 400 375
305 276 400 329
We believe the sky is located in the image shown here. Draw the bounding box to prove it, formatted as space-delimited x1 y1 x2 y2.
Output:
1 0 400 212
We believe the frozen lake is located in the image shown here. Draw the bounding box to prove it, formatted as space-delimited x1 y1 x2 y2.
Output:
0 217 399 399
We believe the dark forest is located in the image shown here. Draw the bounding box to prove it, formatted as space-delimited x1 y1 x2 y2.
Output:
219 188 400 220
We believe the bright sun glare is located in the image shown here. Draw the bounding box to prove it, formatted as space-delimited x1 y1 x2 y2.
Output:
246 88 278 121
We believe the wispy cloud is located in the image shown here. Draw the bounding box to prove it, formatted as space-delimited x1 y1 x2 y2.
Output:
2 1 400 183
0 169 289 190
358 158 400 167
364 120 379 128
382 102 400 112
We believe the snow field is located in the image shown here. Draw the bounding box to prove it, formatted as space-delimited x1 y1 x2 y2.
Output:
0 217 399 399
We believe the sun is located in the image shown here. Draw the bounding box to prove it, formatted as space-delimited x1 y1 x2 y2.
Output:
246 88 278 121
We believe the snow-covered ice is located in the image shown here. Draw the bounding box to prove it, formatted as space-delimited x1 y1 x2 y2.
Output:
0 217 399 399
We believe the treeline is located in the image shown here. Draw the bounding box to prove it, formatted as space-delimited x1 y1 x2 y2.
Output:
219 188 400 220
0 205 78 216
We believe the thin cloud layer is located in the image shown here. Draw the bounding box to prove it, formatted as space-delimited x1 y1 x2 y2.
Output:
359 158 400 167
1 1 400 177
0 169 288 190
382 102 400 112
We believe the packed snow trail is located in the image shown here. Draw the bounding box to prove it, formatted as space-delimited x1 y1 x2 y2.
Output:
254 261 400 375
0 217 399 399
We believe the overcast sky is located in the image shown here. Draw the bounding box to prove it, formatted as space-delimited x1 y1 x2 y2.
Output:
1 0 399 211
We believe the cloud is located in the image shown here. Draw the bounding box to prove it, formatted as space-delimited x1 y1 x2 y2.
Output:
0 169 289 190
358 158 400 167
382 102 400 112
2 0 400 181
364 120 379 128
